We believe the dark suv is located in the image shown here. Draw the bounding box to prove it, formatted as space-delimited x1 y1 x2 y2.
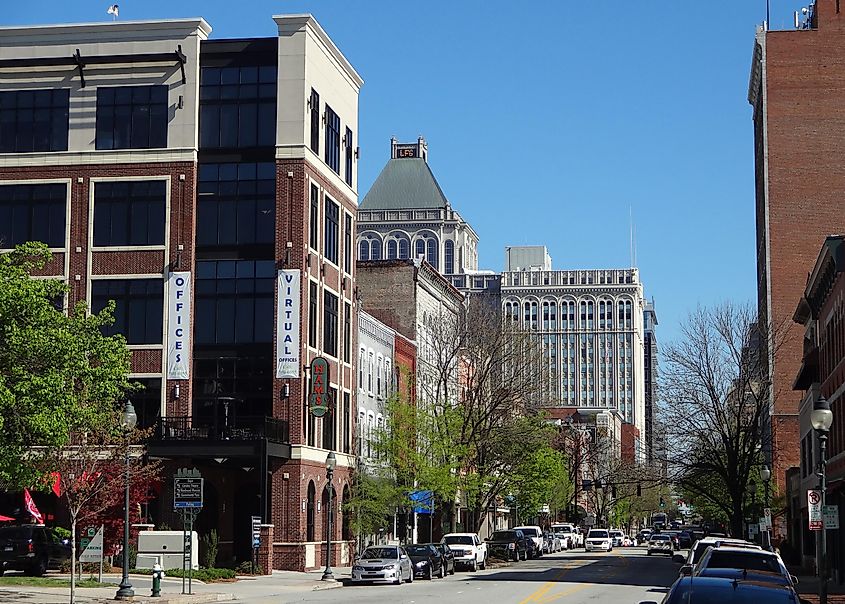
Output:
0 525 71 576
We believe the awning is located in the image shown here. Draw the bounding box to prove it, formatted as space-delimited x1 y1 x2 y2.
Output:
0 515 14 521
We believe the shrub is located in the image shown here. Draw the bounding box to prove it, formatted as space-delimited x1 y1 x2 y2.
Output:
201 529 219 569
131 567 237 582
53 527 71 540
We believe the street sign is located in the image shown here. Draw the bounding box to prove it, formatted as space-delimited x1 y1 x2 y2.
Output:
251 516 261 548
79 526 103 563
764 508 772 530
309 357 330 417
809 489 823 530
748 523 759 539
824 505 839 529
174 468 204 510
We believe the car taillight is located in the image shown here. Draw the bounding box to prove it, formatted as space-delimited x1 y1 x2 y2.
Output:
27 541 34 553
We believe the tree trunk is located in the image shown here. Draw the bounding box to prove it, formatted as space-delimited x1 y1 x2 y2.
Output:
731 495 744 539
450 499 457 533
70 517 76 604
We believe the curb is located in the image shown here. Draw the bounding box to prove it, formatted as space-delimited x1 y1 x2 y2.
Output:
116 594 234 603
312 581 344 591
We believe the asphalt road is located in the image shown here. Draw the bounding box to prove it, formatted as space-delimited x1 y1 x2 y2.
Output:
260 547 680 604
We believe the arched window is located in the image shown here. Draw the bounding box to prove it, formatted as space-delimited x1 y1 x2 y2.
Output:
341 485 352 541
358 240 369 261
398 238 410 259
426 238 438 268
387 240 397 259
415 239 425 259
549 300 557 330
444 240 454 274
370 239 382 260
306 481 316 541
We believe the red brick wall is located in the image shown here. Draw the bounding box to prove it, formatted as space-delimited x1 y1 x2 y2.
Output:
760 4 845 488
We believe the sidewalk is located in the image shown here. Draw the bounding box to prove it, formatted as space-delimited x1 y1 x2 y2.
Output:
794 572 845 604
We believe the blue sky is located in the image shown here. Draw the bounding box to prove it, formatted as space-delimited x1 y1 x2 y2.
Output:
3 1 800 343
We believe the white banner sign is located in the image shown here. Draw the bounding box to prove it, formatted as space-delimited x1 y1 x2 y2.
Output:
809 489 823 530
79 526 104 563
276 270 301 378
167 272 192 379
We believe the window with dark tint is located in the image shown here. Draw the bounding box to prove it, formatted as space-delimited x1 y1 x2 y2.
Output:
96 85 167 150
444 240 454 274
322 387 336 449
344 214 352 273
344 127 353 186
705 551 781 573
308 282 318 348
0 89 69 153
309 184 319 249
490 532 516 541
91 279 164 344
200 65 276 149
197 163 275 249
194 260 274 345
324 197 339 264
192 353 272 419
343 302 351 362
324 105 340 173
343 391 351 453
94 181 166 246
130 377 162 429
0 183 66 248
309 89 320 154
323 290 338 357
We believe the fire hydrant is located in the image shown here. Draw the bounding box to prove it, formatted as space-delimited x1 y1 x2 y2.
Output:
151 563 165 598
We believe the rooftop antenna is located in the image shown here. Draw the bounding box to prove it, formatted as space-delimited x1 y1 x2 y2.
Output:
107 4 120 20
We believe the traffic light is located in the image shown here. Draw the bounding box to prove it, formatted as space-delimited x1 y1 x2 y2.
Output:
636 483 642 497
611 484 617 498
659 496 666 509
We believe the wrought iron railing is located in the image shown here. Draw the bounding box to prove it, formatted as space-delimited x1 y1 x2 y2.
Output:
156 415 289 443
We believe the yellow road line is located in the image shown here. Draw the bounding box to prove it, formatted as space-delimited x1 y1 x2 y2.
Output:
519 551 630 603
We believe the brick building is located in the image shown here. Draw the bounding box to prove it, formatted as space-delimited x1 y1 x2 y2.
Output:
749 0 845 500
0 14 362 571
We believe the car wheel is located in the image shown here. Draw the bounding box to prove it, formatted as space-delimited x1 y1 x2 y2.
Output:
408 566 413 583
479 556 486 570
439 563 445 578
450 562 455 575
394 570 403 585
470 557 477 572
521 549 528 561
427 565 433 580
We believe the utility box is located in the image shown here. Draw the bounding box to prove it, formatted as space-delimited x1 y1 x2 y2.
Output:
136 530 198 570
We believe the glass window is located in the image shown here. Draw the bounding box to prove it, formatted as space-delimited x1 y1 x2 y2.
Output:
0 183 66 248
96 85 167 150
197 163 275 249
131 377 162 429
444 240 454 274
343 392 351 453
194 260 274 345
200 66 276 149
344 127 353 186
370 237 382 260
359 239 369 261
322 387 336 450
324 196 339 264
0 89 69 153
323 290 338 357
387 239 397 259
343 302 351 363
324 105 340 174
415 239 425 259
91 279 164 344
398 237 409 259
309 89 319 154
309 281 318 348
94 180 166 246
344 214 352 273
310 184 319 250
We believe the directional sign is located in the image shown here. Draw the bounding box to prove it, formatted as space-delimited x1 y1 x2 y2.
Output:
824 505 839 530
809 489 823 531
764 508 772 530
174 468 204 510
79 526 104 563
252 516 261 548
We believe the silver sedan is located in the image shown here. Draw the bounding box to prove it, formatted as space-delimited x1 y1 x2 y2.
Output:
351 546 414 585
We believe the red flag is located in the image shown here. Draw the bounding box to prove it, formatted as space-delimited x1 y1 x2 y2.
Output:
23 489 43 524
50 473 61 498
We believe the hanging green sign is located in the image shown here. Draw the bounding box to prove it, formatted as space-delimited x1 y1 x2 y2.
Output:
309 357 330 417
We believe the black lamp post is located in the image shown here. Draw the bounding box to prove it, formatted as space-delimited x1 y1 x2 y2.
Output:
115 400 137 600
749 479 757 542
811 395 834 604
321 451 337 582
760 465 771 550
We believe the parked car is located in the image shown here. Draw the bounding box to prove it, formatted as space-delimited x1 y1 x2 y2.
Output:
635 528 652 546
677 530 694 549
351 545 413 585
692 546 798 588
663 530 681 550
486 529 530 561
405 543 446 579
659 575 800 604
553 531 570 550
0 525 71 576
585 528 613 552
513 525 544 558
441 532 487 571
543 532 561 554
551 523 576 548
609 529 626 547
647 533 673 556
677 537 762 574
429 543 455 575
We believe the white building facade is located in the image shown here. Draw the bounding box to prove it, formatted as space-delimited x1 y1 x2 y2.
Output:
501 247 647 452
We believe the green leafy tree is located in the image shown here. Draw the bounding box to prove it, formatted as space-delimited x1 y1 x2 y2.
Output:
0 242 133 488
512 442 568 522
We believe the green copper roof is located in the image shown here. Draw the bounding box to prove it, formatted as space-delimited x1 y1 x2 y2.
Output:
359 158 450 210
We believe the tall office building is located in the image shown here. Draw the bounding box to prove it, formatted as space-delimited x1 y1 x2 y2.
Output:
0 14 362 571
748 0 845 494
643 301 658 464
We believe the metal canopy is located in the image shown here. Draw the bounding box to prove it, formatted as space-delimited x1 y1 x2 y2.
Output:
0 45 188 87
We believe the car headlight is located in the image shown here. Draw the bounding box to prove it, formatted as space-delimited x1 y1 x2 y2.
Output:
353 565 363 571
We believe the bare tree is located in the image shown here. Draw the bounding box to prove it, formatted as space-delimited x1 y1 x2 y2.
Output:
659 302 791 537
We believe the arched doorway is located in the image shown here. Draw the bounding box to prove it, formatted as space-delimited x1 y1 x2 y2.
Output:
306 481 316 542
341 485 351 542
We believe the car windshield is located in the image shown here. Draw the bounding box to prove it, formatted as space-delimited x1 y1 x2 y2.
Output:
693 543 715 563
588 530 609 538
673 581 796 603
651 535 670 541
0 527 32 540
491 531 516 541
558 527 572 533
704 551 782 573
405 545 432 555
519 528 539 537
360 547 399 560
611 531 623 536
443 535 473 545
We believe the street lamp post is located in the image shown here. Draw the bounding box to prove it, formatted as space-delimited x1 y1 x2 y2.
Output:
321 451 337 582
749 479 757 543
115 400 138 600
760 465 771 551
812 395 834 604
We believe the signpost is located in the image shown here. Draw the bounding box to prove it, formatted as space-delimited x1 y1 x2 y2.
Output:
79 525 104 583
174 468 203 594
809 489 823 530
824 505 839 530
251 516 261 574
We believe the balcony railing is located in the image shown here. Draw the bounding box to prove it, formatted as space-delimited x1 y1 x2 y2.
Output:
156 415 289 443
